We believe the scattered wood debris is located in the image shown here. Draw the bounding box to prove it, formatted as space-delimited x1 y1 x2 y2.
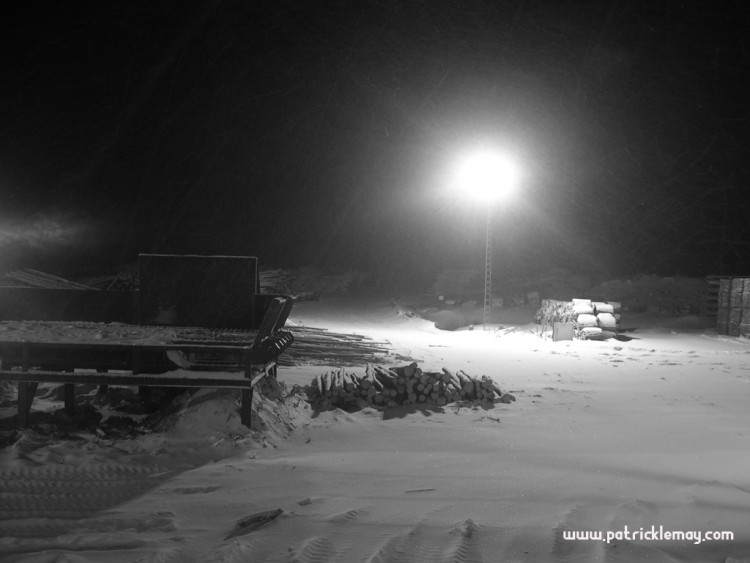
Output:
305 363 515 411
224 508 283 540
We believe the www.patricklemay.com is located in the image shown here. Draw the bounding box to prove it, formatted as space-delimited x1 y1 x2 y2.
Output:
563 526 734 545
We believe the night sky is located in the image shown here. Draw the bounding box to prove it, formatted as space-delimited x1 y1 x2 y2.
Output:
1 1 749 284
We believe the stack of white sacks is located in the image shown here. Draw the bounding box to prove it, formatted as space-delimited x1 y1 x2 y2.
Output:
572 298 622 338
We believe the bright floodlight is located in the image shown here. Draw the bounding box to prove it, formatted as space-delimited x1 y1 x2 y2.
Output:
455 150 519 202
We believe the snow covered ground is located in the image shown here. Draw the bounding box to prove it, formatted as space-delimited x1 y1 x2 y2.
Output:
2 295 750 562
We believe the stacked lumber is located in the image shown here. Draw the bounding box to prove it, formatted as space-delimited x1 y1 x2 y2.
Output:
2 269 96 290
74 268 138 290
259 269 294 295
282 326 390 366
305 363 515 411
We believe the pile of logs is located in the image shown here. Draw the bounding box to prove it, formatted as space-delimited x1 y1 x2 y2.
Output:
305 363 515 411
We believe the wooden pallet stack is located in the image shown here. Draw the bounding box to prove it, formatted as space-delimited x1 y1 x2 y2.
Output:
306 363 515 411
716 278 731 335
717 277 750 337
741 279 750 338
730 279 745 336
704 276 723 318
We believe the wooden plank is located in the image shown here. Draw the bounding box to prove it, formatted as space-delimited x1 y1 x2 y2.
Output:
249 368 270 387
0 341 274 373
0 341 256 353
0 369 259 388
254 298 287 344
273 298 294 331
6 268 95 290
0 325 293 377
251 299 288 367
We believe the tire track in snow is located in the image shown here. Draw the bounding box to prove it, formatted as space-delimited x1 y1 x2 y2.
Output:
0 462 178 558
0 463 174 520
286 505 373 562
364 517 486 563
551 503 610 562
290 535 338 563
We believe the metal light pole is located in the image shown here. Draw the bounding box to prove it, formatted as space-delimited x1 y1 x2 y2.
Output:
483 206 492 330
453 148 519 332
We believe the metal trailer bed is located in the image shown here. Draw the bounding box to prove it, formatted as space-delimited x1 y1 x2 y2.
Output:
0 296 293 427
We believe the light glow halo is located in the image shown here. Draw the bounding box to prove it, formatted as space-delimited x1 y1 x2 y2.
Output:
454 150 519 202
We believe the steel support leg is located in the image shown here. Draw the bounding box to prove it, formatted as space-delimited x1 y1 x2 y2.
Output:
240 388 254 427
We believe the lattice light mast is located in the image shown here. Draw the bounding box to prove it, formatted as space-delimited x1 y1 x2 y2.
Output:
484 206 492 329
454 150 519 331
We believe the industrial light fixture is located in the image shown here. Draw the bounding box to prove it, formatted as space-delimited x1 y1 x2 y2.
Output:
455 150 519 203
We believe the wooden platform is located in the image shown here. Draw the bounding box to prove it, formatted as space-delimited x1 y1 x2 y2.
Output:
0 340 278 428
0 367 271 428
0 297 295 428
